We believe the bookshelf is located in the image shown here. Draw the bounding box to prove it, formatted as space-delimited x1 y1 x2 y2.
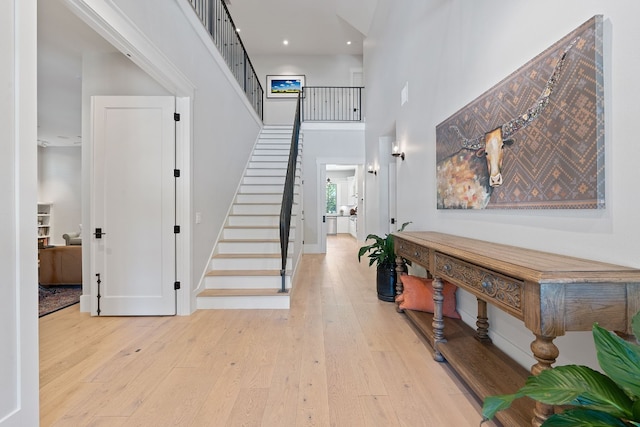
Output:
37 203 52 248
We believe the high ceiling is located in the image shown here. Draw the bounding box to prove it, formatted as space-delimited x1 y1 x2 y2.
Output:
226 0 369 56
37 0 375 146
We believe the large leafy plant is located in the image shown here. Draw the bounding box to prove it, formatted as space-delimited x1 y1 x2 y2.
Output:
482 311 640 426
357 222 411 268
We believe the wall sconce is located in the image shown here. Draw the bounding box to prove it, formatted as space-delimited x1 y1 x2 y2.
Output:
391 141 405 160
367 164 377 175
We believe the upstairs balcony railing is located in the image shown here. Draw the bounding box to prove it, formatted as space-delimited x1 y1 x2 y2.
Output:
188 0 263 119
301 86 364 122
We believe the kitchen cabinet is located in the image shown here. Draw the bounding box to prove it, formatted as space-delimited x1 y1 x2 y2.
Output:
337 216 349 234
349 217 357 238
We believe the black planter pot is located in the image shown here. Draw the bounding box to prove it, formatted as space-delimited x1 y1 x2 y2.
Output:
376 262 398 302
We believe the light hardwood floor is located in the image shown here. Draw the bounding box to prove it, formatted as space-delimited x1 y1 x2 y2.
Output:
40 235 498 426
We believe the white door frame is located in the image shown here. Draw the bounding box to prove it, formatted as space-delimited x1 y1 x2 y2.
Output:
2 0 39 423
316 157 364 253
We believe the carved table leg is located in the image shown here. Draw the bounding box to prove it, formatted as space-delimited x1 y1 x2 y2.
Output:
394 255 405 313
530 334 559 427
432 277 447 362
476 298 491 343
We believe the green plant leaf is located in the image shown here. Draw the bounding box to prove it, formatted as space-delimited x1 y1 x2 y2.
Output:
482 365 633 421
481 393 525 421
357 222 411 267
633 310 640 341
541 409 632 427
594 323 640 399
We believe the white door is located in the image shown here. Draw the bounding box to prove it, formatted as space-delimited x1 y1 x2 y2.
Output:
319 165 327 253
91 96 176 316
388 161 397 233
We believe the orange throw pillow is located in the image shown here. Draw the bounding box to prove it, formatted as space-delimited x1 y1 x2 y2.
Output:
398 275 461 319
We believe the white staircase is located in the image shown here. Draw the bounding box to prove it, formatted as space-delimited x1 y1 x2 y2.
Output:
196 125 302 309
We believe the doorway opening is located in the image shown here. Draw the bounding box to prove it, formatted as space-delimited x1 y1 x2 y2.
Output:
322 164 361 253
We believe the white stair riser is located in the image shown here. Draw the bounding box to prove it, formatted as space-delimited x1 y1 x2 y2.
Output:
209 257 291 270
243 176 285 185
222 227 295 240
197 295 290 310
253 149 291 156
236 193 299 204
242 176 300 186
228 215 297 226
245 168 302 178
240 184 284 193
227 215 278 226
255 144 300 150
204 274 290 289
231 204 280 215
252 154 290 162
217 240 291 254
245 169 293 177
248 162 300 169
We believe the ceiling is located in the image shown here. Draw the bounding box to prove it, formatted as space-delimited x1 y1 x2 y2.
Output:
37 0 375 147
226 0 369 56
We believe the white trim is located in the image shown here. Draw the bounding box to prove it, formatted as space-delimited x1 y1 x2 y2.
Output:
62 0 195 97
175 97 192 315
4 0 40 423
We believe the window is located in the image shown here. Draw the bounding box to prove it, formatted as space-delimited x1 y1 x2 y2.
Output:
326 181 337 213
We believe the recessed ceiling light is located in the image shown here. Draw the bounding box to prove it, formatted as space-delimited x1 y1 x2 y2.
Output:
347 41 352 45
283 39 289 46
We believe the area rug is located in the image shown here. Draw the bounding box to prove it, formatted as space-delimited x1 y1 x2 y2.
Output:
39 285 81 317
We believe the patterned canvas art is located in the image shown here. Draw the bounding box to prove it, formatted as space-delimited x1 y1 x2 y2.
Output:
436 16 604 209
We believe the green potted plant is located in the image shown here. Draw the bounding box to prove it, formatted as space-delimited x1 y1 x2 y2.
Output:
481 310 640 426
358 221 411 301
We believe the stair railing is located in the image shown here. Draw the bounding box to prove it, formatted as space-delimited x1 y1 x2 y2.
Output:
301 86 364 122
279 94 302 293
188 0 263 119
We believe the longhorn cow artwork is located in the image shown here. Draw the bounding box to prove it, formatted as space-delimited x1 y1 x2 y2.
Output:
436 16 604 209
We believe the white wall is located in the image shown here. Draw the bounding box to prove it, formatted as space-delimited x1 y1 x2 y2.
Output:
364 0 640 370
0 0 39 424
301 123 365 252
38 146 82 246
253 54 363 124
108 0 263 300
73 0 263 310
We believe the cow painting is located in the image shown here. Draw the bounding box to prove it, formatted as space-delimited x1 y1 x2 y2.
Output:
436 38 578 209
437 128 513 209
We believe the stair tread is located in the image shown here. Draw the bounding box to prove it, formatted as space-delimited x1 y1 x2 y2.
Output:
233 202 298 206
205 269 288 276
219 238 281 243
224 225 284 229
238 192 289 195
233 202 280 206
229 213 279 217
198 288 290 297
212 253 283 259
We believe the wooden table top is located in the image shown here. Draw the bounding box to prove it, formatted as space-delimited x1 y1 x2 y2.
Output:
393 231 640 284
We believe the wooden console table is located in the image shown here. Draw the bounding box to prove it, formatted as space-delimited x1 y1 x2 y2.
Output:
392 231 640 427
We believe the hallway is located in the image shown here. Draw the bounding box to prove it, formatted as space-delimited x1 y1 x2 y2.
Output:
40 235 494 426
